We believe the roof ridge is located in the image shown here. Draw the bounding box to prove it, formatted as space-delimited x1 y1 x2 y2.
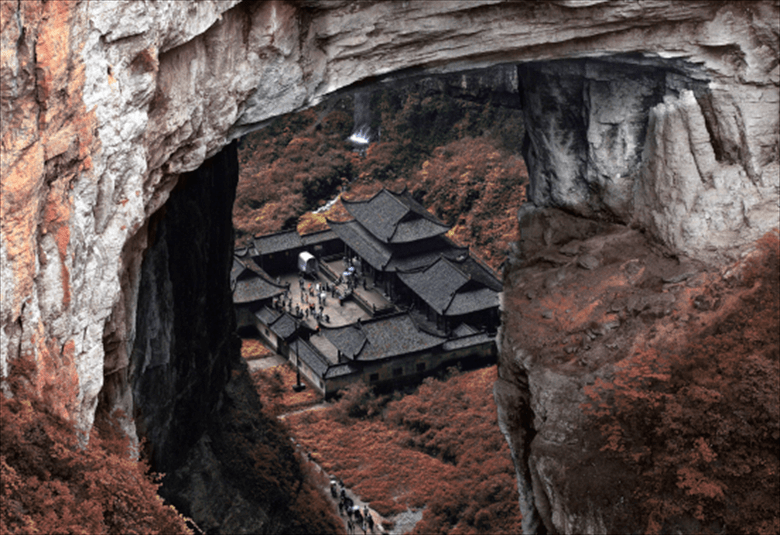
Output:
251 269 289 289
430 255 471 282
393 188 449 227
406 310 448 340
341 187 386 205
253 228 299 239
383 189 410 243
359 309 409 324
325 217 355 225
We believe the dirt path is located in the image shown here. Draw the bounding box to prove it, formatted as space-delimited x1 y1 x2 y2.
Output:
290 439 389 535
278 402 329 420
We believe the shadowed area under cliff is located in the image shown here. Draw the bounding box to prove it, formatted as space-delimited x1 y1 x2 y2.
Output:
130 142 342 534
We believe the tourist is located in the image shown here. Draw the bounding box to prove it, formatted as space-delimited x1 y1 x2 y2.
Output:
353 507 362 526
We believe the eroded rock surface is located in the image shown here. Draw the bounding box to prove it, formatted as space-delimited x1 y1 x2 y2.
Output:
498 208 720 534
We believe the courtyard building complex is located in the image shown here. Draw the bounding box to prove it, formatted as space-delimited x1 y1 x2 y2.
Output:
235 188 501 396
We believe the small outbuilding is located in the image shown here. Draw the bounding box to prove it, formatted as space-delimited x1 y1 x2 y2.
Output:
298 251 318 276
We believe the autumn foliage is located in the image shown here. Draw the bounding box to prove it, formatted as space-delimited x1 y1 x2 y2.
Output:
250 363 323 417
278 367 523 534
234 85 528 270
410 138 526 269
1 357 191 535
233 106 354 241
582 231 780 534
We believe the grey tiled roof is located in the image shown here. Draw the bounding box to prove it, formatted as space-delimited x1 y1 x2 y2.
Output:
342 189 449 244
302 229 338 246
398 257 469 314
452 323 479 337
253 229 338 256
329 219 473 275
398 257 500 316
254 230 303 255
290 339 330 377
324 314 445 362
328 219 392 271
447 287 500 316
359 314 446 360
322 325 367 359
324 363 360 379
245 298 298 341
455 256 503 292
385 242 469 272
309 333 340 364
231 258 247 290
269 313 298 340
233 272 287 304
442 332 495 351
254 306 281 326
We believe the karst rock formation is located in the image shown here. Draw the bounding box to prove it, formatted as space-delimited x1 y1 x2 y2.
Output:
1 1 778 533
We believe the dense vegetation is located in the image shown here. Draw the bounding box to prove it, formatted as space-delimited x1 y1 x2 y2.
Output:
0 356 191 535
273 366 523 535
583 231 780 534
234 82 527 270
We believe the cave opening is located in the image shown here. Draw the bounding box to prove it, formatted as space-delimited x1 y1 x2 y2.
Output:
118 54 718 534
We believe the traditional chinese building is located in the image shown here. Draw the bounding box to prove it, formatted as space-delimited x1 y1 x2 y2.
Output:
234 188 502 397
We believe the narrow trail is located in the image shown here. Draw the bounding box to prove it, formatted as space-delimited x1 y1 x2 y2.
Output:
289 435 389 535
250 354 422 534
278 402 329 420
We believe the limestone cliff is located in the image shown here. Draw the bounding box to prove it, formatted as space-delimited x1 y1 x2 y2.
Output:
1 1 778 533
497 209 778 534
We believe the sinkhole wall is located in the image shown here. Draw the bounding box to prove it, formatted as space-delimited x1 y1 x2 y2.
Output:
1 1 778 532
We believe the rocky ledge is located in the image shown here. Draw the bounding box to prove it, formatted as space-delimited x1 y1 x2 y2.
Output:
497 208 778 534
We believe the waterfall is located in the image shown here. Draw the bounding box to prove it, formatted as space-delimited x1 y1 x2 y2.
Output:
349 89 372 146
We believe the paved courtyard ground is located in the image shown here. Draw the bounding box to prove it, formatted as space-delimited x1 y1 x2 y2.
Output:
275 262 394 332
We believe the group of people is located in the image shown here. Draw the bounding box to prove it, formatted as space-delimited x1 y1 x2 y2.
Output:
331 479 375 534
338 257 368 293
272 278 334 323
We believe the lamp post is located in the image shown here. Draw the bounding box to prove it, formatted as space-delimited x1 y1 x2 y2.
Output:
293 342 305 392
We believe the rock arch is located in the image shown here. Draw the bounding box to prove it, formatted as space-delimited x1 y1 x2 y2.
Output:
2 0 778 530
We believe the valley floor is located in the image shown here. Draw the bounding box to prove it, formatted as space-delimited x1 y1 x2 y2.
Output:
244 344 523 535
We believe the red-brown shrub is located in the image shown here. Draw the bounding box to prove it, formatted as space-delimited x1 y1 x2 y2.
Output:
583 231 780 534
1 359 191 535
284 367 522 534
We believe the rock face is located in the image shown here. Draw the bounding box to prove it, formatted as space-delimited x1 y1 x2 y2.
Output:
496 207 778 534
497 209 685 534
130 142 239 471
520 56 778 263
1 1 778 533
